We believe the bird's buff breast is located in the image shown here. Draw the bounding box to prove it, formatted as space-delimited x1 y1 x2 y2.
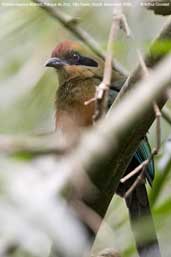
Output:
55 77 99 138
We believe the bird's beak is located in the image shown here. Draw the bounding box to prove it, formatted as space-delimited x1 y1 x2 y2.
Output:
44 57 67 68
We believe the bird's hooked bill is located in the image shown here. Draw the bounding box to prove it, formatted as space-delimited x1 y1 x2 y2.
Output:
44 57 67 68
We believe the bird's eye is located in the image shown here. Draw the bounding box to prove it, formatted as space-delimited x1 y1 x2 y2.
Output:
72 53 80 61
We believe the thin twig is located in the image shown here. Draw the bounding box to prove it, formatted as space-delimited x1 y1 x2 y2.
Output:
92 6 131 121
121 146 156 184
123 147 158 198
123 149 155 193
125 148 158 198
93 7 122 120
124 166 146 199
120 160 148 183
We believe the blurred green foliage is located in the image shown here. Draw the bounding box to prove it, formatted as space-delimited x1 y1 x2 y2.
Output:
0 2 171 257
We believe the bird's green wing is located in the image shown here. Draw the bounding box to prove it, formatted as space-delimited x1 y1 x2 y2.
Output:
135 137 155 185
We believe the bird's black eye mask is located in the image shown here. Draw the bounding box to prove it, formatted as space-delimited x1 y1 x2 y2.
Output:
65 51 98 67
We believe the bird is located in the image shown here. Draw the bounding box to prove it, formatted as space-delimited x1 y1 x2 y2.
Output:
45 40 161 257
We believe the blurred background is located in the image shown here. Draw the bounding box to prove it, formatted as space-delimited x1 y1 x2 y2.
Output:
0 0 171 257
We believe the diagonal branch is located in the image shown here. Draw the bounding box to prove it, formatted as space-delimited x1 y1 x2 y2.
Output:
67 54 171 216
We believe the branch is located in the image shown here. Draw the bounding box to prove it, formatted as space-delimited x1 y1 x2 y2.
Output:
0 134 69 156
67 53 171 216
32 0 128 77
